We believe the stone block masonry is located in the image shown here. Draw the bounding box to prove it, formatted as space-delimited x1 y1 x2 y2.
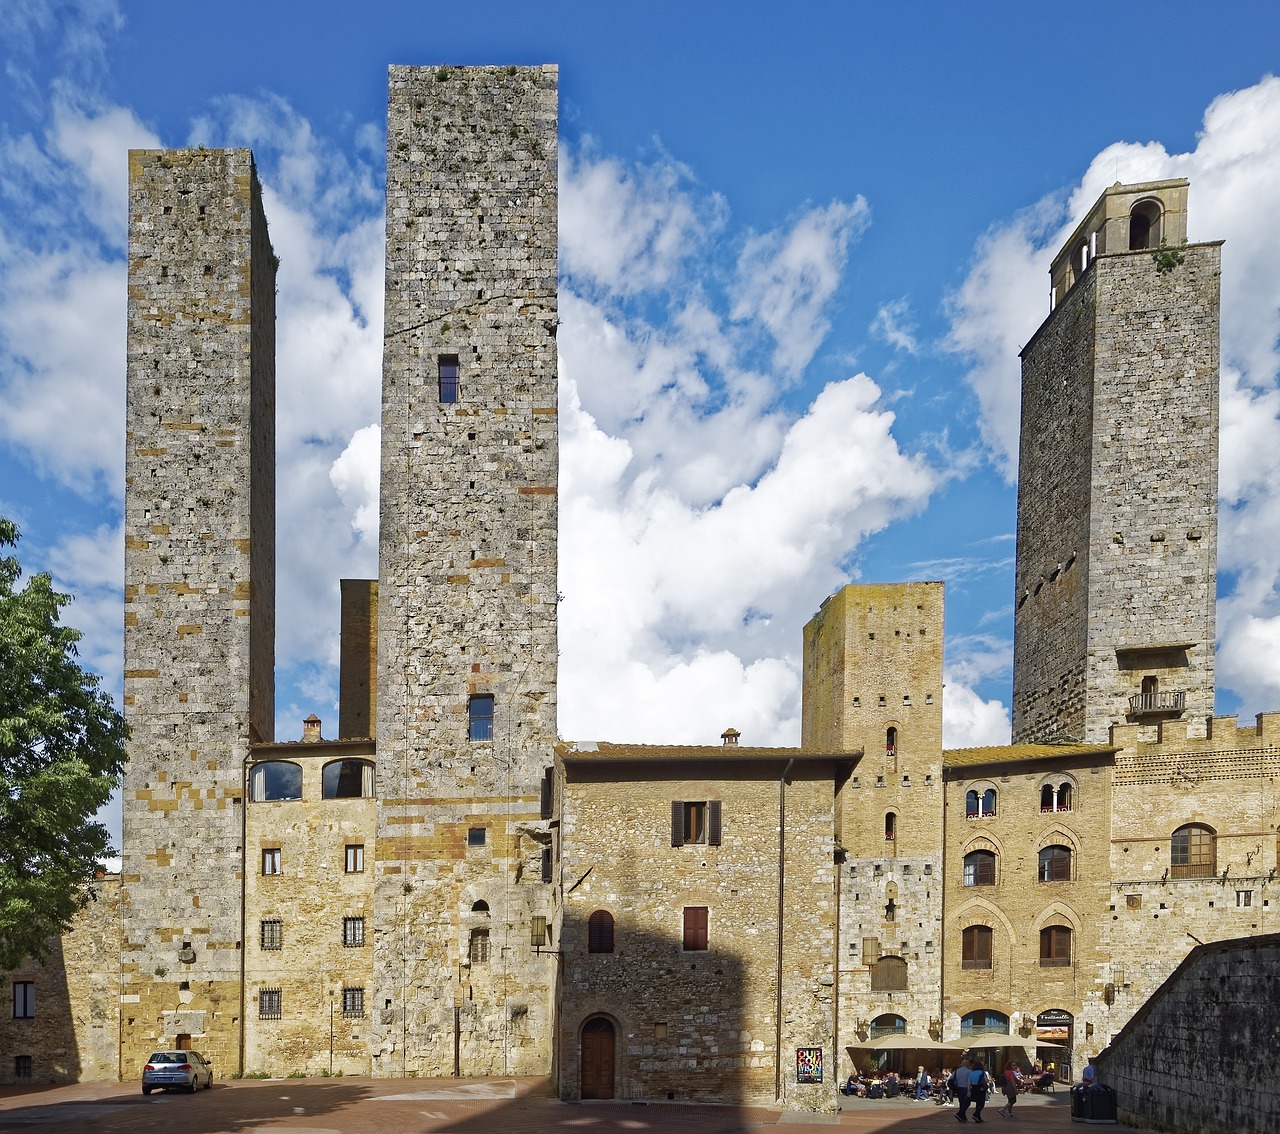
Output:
121 148 276 1077
373 65 560 1077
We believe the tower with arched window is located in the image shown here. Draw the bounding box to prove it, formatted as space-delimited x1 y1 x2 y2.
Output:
1014 179 1219 745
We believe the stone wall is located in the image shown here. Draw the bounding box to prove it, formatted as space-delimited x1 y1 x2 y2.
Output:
373 64 560 1077
121 148 276 1077
338 580 377 740
942 748 1113 1073
0 879 121 1084
559 747 847 1110
1095 932 1280 1133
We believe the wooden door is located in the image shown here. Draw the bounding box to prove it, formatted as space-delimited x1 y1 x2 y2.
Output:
581 1018 615 1099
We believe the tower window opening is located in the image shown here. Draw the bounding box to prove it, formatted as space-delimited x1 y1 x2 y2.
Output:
1129 200 1163 251
439 354 460 402
468 694 494 741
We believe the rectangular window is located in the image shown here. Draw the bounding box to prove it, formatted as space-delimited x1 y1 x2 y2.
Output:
1237 890 1253 908
467 827 486 847
468 694 494 741
345 844 365 873
343 916 366 948
540 767 554 819
342 987 365 1018
962 925 993 969
14 1055 32 1079
258 988 282 1020
439 354 460 403
541 846 553 883
671 800 722 846
12 981 34 1019
470 927 490 963
862 937 881 963
682 906 709 951
262 848 281 875
260 919 282 951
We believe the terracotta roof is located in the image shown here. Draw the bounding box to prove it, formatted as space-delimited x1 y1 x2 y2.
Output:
943 743 1115 769
557 741 860 763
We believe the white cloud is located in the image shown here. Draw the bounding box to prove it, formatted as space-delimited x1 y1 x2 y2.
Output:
330 424 381 543
871 297 920 355
942 678 1011 748
731 199 870 376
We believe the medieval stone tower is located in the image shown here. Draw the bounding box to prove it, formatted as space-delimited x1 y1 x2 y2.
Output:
1013 179 1220 745
372 65 560 1076
121 149 277 1072
801 583 945 1046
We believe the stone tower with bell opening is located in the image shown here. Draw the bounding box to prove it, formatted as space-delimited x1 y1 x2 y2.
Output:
1013 179 1220 745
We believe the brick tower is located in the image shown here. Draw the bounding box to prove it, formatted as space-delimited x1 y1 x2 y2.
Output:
1013 180 1220 744
802 582 946 1047
121 149 276 1073
372 65 560 1076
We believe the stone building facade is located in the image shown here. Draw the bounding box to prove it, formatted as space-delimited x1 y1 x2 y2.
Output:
5 74 1279 1116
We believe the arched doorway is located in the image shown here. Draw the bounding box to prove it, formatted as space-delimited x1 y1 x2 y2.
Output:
581 1017 616 1099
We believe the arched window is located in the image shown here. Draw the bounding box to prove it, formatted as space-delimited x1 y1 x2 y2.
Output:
982 788 997 817
1129 200 1163 251
966 790 979 818
870 956 908 992
322 759 375 799
885 812 897 842
1057 783 1072 811
471 900 489 914
963 850 996 887
1041 782 1073 812
588 910 614 954
1171 823 1216 878
1038 845 1072 882
885 727 898 775
249 761 302 802
869 1012 907 1038
961 927 993 970
960 1008 1008 1035
1040 784 1054 811
1040 925 1072 966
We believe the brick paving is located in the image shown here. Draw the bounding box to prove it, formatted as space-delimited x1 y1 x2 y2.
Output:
0 1077 1078 1133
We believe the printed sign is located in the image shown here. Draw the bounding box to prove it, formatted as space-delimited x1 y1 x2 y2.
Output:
796 1047 823 1083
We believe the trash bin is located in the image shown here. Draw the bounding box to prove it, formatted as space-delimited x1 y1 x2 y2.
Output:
1070 1083 1117 1124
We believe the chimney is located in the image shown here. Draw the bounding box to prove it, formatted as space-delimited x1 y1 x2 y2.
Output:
302 714 323 743
721 727 740 746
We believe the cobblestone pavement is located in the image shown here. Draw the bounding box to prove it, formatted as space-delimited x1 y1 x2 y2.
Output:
0 1078 1077 1133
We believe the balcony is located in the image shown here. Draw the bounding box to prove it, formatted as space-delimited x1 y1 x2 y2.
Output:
1128 690 1185 716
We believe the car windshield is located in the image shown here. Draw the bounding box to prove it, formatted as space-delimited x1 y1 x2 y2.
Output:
148 1053 187 1064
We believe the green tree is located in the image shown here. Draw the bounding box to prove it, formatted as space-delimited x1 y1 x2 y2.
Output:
0 518 126 970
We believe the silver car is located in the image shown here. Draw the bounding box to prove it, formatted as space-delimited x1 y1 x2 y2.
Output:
141 1049 214 1094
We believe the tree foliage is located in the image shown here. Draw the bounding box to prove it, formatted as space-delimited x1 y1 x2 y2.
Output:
0 518 126 970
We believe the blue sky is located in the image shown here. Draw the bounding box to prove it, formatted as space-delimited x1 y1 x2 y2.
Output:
6 1 1280 846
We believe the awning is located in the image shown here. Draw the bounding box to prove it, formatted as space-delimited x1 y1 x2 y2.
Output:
849 1034 969 1051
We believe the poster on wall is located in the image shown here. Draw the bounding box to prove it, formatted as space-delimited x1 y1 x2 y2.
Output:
796 1047 823 1083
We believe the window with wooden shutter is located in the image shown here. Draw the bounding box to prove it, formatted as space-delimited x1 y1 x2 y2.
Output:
588 910 614 953
682 906 708 951
672 800 720 845
707 800 721 845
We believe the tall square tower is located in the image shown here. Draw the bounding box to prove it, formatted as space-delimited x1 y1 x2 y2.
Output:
373 65 560 1076
1013 180 1220 744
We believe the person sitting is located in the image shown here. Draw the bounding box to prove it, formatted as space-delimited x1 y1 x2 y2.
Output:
841 1072 860 1097
866 1078 884 1099
1035 1069 1055 1092
885 1071 901 1098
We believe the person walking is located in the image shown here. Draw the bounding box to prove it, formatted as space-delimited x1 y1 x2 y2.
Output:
915 1065 932 1100
998 1060 1021 1118
954 1057 973 1121
970 1059 991 1122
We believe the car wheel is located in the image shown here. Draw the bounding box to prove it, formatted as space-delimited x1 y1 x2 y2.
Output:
142 1085 152 1096
188 1078 198 1094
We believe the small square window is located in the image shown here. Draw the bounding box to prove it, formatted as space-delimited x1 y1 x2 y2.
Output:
342 987 365 1018
12 981 34 1019
260 919 282 951
439 354 459 403
262 848 281 875
467 827 486 847
468 694 494 741
1237 890 1253 908
343 916 366 948
345 844 365 873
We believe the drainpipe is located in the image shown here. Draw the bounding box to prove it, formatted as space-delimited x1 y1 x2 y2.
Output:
240 752 251 1076
775 758 794 1103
